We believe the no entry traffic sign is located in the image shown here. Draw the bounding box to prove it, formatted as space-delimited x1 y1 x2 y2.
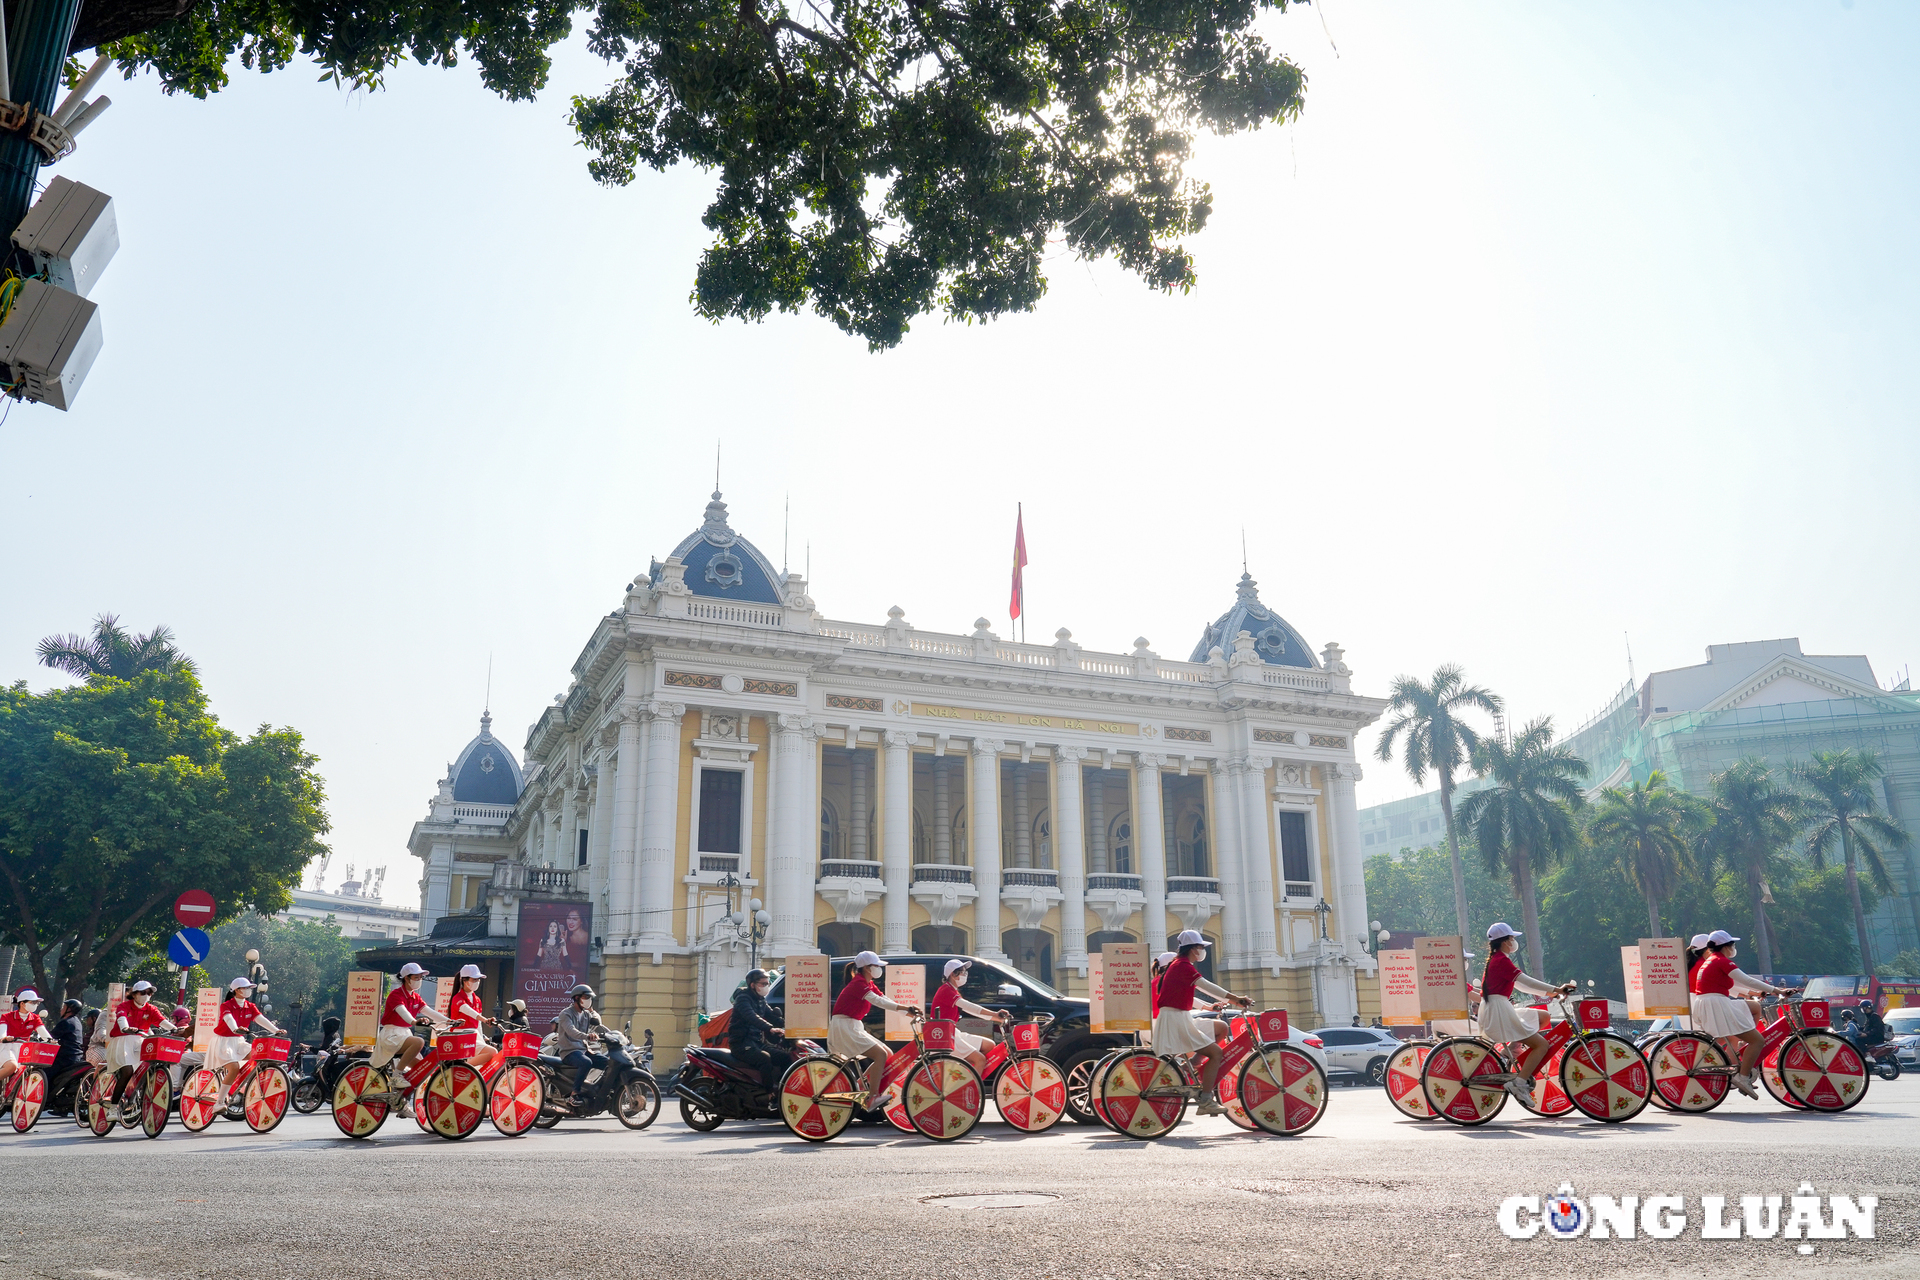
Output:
174 890 216 927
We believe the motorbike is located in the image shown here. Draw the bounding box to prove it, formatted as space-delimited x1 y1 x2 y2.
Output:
532 1023 662 1130
1864 1040 1901 1081
677 1035 826 1130
291 1045 347 1114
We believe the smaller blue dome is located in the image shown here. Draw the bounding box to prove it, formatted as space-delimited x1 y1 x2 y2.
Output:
450 713 522 804
655 492 784 606
1190 573 1316 668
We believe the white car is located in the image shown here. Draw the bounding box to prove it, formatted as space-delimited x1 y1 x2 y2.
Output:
1886 1008 1920 1070
1309 1026 1404 1085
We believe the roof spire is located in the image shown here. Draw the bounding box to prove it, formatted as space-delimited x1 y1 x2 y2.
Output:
715 439 721 497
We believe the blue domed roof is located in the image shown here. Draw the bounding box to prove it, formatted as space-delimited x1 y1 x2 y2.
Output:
653 492 784 606
1189 573 1317 668
450 713 522 805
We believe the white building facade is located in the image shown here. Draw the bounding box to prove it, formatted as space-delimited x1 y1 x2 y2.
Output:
410 493 1388 1055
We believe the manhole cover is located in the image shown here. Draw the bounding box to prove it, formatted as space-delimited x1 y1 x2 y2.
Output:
919 1193 1061 1210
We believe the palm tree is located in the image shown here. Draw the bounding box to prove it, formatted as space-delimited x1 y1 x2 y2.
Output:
1374 664 1503 942
1456 717 1587 974
1699 758 1808 975
1797 749 1911 977
1586 770 1712 939
36 614 195 681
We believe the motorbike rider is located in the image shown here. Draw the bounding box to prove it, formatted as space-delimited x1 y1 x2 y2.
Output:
928 959 1007 1074
497 999 530 1035
728 969 790 1083
1855 999 1887 1049
49 998 86 1078
1 988 52 1089
447 964 498 1071
555 984 608 1108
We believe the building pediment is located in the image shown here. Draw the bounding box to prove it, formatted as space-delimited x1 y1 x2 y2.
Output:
1694 654 1910 724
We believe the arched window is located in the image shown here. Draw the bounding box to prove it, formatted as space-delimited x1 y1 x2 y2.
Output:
912 809 928 862
818 922 874 958
1174 810 1209 878
1108 815 1133 875
820 801 840 861
1088 930 1136 950
1004 929 1054 985
951 812 969 865
913 924 968 954
1032 809 1053 869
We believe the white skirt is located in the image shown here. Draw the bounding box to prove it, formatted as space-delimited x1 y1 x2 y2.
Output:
827 1015 882 1058
951 1028 989 1058
370 1024 415 1068
1479 995 1539 1045
107 1036 145 1070
207 1034 252 1070
0 1042 18 1068
1151 1009 1220 1056
1692 993 1757 1037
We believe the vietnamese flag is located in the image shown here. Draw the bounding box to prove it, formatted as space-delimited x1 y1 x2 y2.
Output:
1010 505 1028 622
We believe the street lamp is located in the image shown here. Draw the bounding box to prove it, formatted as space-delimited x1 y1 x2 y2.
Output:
1367 919 1387 957
720 873 773 971
1314 898 1332 941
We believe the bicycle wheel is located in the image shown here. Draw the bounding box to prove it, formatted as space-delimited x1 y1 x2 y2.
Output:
291 1075 326 1114
489 1062 544 1136
139 1068 171 1138
1560 1032 1651 1123
422 1062 487 1140
1239 1044 1329 1136
615 1073 661 1130
904 1054 983 1141
244 1064 292 1134
1647 1032 1730 1113
1087 1050 1130 1133
1099 1051 1186 1140
9 1067 47 1133
1779 1030 1870 1113
1420 1038 1508 1126
994 1056 1069 1132
178 1068 222 1132
76 1069 103 1130
1213 1051 1260 1131
1760 1042 1809 1110
1510 1043 1575 1117
1382 1043 1436 1120
331 1062 391 1138
778 1058 861 1142
88 1072 118 1138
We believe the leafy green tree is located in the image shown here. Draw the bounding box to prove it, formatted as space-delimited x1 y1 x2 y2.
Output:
1887 949 1920 979
1455 717 1587 976
1741 862 1873 978
203 913 359 1028
0 668 331 1001
1585 769 1712 940
1373 665 1503 944
1697 758 1808 975
1363 844 1522 948
82 0 1314 348
1796 749 1911 977
35 614 196 681
1538 839 1659 1001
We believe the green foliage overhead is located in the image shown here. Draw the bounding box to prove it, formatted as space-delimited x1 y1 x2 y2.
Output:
1363 844 1522 945
203 912 360 1025
35 613 196 681
90 0 1310 348
0 668 331 1001
1585 769 1711 938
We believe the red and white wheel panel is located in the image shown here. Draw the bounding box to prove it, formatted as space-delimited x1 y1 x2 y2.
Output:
1420 1039 1508 1126
331 1063 391 1138
1237 1045 1328 1136
779 1058 858 1142
139 1069 171 1138
178 1068 222 1132
993 1057 1067 1132
422 1062 486 1139
1648 1033 1730 1112
905 1056 983 1140
1099 1051 1186 1140
488 1062 544 1135
1383 1043 1435 1120
1779 1031 1870 1112
8 1067 47 1133
1559 1033 1651 1122
244 1064 292 1133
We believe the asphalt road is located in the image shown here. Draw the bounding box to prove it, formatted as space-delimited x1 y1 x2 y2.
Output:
9 1076 1917 1279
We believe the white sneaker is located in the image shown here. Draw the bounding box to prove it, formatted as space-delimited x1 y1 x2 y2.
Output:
398 1101 415 1118
1504 1078 1534 1104
1732 1073 1760 1100
1196 1100 1225 1116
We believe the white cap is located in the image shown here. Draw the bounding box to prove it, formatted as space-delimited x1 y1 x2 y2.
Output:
1156 952 1177 967
399 962 427 977
15 988 39 1003
129 980 155 993
1486 922 1521 942
458 963 483 980
942 959 970 978
1174 930 1206 948
1689 933 1710 949
853 951 885 969
1707 930 1740 946
228 977 255 992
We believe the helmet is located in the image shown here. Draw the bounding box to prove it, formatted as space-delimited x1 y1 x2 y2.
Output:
745 969 771 987
568 984 596 999
1861 999 1876 1009
506 998 527 1013
61 998 81 1014
321 1017 342 1033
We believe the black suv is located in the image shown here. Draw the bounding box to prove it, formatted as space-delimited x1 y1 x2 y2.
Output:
764 953 1129 1124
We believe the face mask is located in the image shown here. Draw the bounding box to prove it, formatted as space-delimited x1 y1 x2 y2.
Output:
1194 951 1207 964
868 967 884 980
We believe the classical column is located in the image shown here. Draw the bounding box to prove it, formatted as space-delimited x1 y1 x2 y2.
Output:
1136 754 1168 952
932 757 952 865
1012 765 1033 869
771 713 818 954
1212 760 1248 970
1088 773 1109 875
971 738 1006 959
559 777 577 871
1240 758 1280 965
1327 763 1369 957
608 707 645 941
882 731 913 952
1054 747 1089 972
636 701 685 945
849 746 869 862
424 841 453 928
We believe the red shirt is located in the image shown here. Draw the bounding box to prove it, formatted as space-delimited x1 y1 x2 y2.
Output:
929 984 963 1022
1692 953 1735 997
1481 951 1522 1000
383 987 427 1029
216 998 262 1037
111 999 165 1038
449 989 483 1031
1158 958 1201 1012
0 1010 43 1040
833 973 880 1020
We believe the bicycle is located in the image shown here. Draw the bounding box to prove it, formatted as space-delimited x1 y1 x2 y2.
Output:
1420 993 1650 1126
1094 1008 1329 1140
1648 996 1865 1114
481 1030 547 1136
85 1035 188 1139
331 1027 489 1140
781 1011 983 1142
983 1015 1067 1132
2 1040 59 1133
176 1037 294 1135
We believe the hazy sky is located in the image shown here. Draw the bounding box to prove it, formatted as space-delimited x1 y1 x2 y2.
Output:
5 2 1915 908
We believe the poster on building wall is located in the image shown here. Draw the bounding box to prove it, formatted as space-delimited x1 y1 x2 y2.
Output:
1378 950 1423 1026
785 954 831 1038
1088 955 1106 1035
516 900 594 1030
1638 938 1690 1016
1621 946 1646 1020
343 971 382 1048
1101 943 1151 1032
1414 936 1468 1021
193 987 220 1053
885 964 924 1041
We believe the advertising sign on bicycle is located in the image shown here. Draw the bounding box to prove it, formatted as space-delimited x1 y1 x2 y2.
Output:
1638 939 1689 1016
193 986 220 1053
1380 950 1422 1026
1802 1000 1831 1028
1101 943 1151 1032
1415 937 1468 1021
343 971 381 1048
784 954 831 1037
885 963 924 1041
1621 946 1646 1020
515 900 593 1028
1088 954 1106 1034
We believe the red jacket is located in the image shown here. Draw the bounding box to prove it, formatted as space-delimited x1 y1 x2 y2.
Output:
215 998 263 1037
111 1000 165 1038
382 987 426 1030
449 989 484 1031
833 974 880 1020
1158 959 1202 1012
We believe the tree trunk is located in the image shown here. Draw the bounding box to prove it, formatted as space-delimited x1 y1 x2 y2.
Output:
0 0 87 240
1748 862 1774 976
1438 772 1471 943
1644 880 1662 941
0 945 12 993
1518 849 1544 975
1842 823 1876 977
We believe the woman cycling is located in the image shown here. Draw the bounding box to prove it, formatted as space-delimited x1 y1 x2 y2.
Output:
928 959 1007 1073
0 989 52 1090
829 951 910 1109
208 977 280 1095
375 962 453 1088
1152 931 1251 1115
447 964 497 1072
106 980 168 1095
1690 929 1794 1099
1479 923 1576 1104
